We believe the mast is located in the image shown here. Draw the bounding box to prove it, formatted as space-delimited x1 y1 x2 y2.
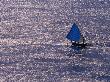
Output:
82 36 85 44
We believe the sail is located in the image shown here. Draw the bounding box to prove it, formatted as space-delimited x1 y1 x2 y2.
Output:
66 23 81 42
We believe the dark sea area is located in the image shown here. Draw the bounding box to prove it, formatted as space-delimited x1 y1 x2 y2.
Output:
0 0 110 82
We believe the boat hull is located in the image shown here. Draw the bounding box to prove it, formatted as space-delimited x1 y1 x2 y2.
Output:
71 43 92 48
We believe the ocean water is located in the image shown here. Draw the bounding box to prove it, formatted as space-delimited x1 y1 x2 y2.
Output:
0 0 110 82
0 44 110 82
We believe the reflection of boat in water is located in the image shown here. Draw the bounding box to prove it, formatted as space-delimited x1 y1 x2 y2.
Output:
66 23 91 48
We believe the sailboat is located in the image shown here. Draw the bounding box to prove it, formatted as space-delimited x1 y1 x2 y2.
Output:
66 23 87 48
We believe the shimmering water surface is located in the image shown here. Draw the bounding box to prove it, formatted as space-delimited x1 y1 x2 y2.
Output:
0 44 110 82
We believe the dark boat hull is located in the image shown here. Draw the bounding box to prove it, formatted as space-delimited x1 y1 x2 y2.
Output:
71 43 92 48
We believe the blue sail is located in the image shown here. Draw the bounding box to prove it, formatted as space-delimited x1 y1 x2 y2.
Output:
66 23 81 42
